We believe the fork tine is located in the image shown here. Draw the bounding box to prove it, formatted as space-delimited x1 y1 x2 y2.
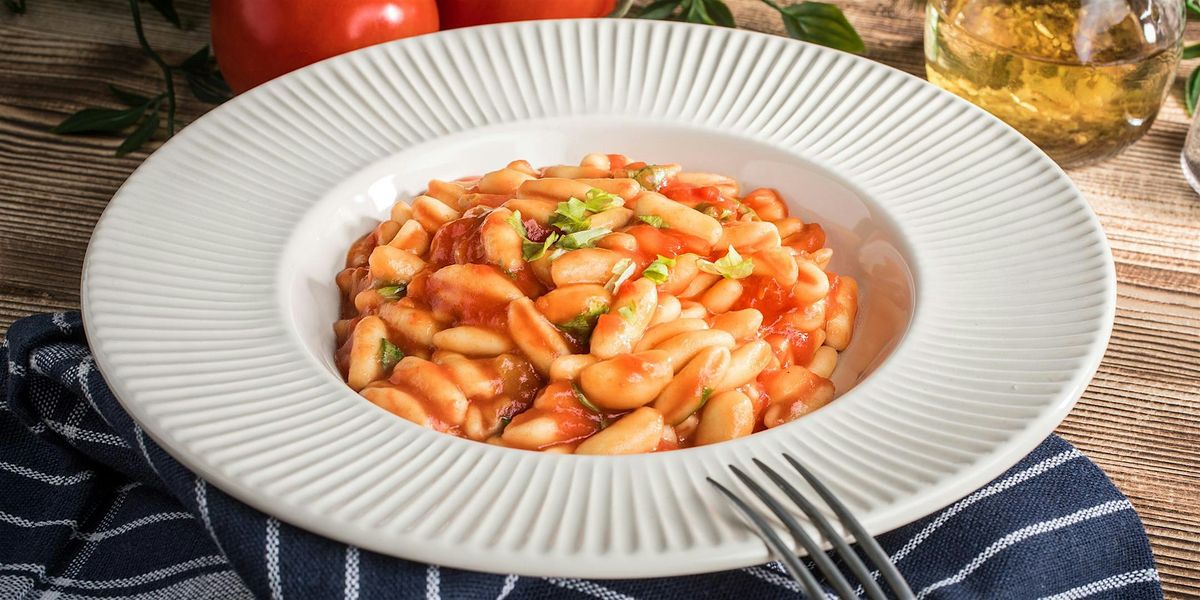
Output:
729 466 858 600
707 477 826 599
784 455 916 600
753 459 890 600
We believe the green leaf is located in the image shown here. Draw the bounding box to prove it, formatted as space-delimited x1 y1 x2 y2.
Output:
685 0 714 24
637 0 682 19
698 245 755 279
376 283 408 299
772 1 866 54
689 386 715 418
379 339 405 372
617 304 638 322
605 258 638 293
582 188 622 212
703 0 737 27
52 105 147 134
642 255 675 285
638 215 667 228
108 85 152 107
737 202 759 220
179 46 232 105
631 165 669 191
506 209 528 238
184 70 232 104
557 227 611 250
116 105 159 156
556 299 609 340
1189 0 1200 18
549 198 591 233
1186 43 1200 60
522 232 560 261
1188 68 1200 116
572 383 609 428
497 416 512 432
179 46 209 71
145 0 182 28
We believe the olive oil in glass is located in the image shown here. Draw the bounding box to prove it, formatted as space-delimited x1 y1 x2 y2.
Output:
925 0 1183 167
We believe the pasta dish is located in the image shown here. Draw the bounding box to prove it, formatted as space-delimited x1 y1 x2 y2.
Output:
334 154 858 454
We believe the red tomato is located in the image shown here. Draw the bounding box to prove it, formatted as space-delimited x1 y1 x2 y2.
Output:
211 0 439 94
437 0 617 29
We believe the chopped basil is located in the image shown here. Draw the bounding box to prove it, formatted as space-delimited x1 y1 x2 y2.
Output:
376 283 407 299
737 202 759 220
556 299 609 340
641 255 675 285
522 232 560 261
505 208 528 238
638 214 667 228
697 245 755 280
379 339 404 372
688 386 715 419
582 188 621 212
632 165 668 191
557 227 611 250
605 258 637 293
572 383 608 429
549 197 591 234
617 304 638 323
550 189 622 234
497 416 512 433
509 209 566 262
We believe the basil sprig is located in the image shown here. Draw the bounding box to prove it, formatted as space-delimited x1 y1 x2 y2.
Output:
41 0 231 155
635 0 864 54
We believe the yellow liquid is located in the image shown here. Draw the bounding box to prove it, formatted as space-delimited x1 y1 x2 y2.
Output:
925 0 1181 167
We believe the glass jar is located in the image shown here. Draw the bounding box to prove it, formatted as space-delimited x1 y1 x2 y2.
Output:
925 0 1183 168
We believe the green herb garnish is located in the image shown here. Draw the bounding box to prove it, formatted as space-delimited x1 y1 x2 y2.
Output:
642 255 675 285
689 386 715 418
376 283 408 299
548 197 591 233
572 383 609 429
631 165 669 191
605 258 638 293
506 209 528 238
582 188 621 212
549 189 623 233
523 233 561 261
379 339 404 372
557 227 611 250
507 209 563 261
617 304 638 323
638 215 667 228
556 299 610 340
697 245 755 280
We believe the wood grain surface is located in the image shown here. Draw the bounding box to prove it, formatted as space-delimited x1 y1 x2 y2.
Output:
2 0 1198 595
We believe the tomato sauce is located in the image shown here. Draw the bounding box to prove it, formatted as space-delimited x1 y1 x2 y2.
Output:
661 184 738 214
625 224 710 261
733 275 826 366
606 154 628 172
786 223 826 253
428 214 488 267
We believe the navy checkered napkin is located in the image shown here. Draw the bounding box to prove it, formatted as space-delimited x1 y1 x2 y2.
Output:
1 312 1161 599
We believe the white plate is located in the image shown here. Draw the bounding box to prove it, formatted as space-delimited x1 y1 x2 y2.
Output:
81 19 1115 578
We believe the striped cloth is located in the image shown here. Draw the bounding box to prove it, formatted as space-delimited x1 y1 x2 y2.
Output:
0 312 1161 599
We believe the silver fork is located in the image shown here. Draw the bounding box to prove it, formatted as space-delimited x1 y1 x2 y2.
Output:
708 455 916 600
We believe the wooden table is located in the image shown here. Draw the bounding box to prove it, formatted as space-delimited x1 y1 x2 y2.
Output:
2 0 1198 595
